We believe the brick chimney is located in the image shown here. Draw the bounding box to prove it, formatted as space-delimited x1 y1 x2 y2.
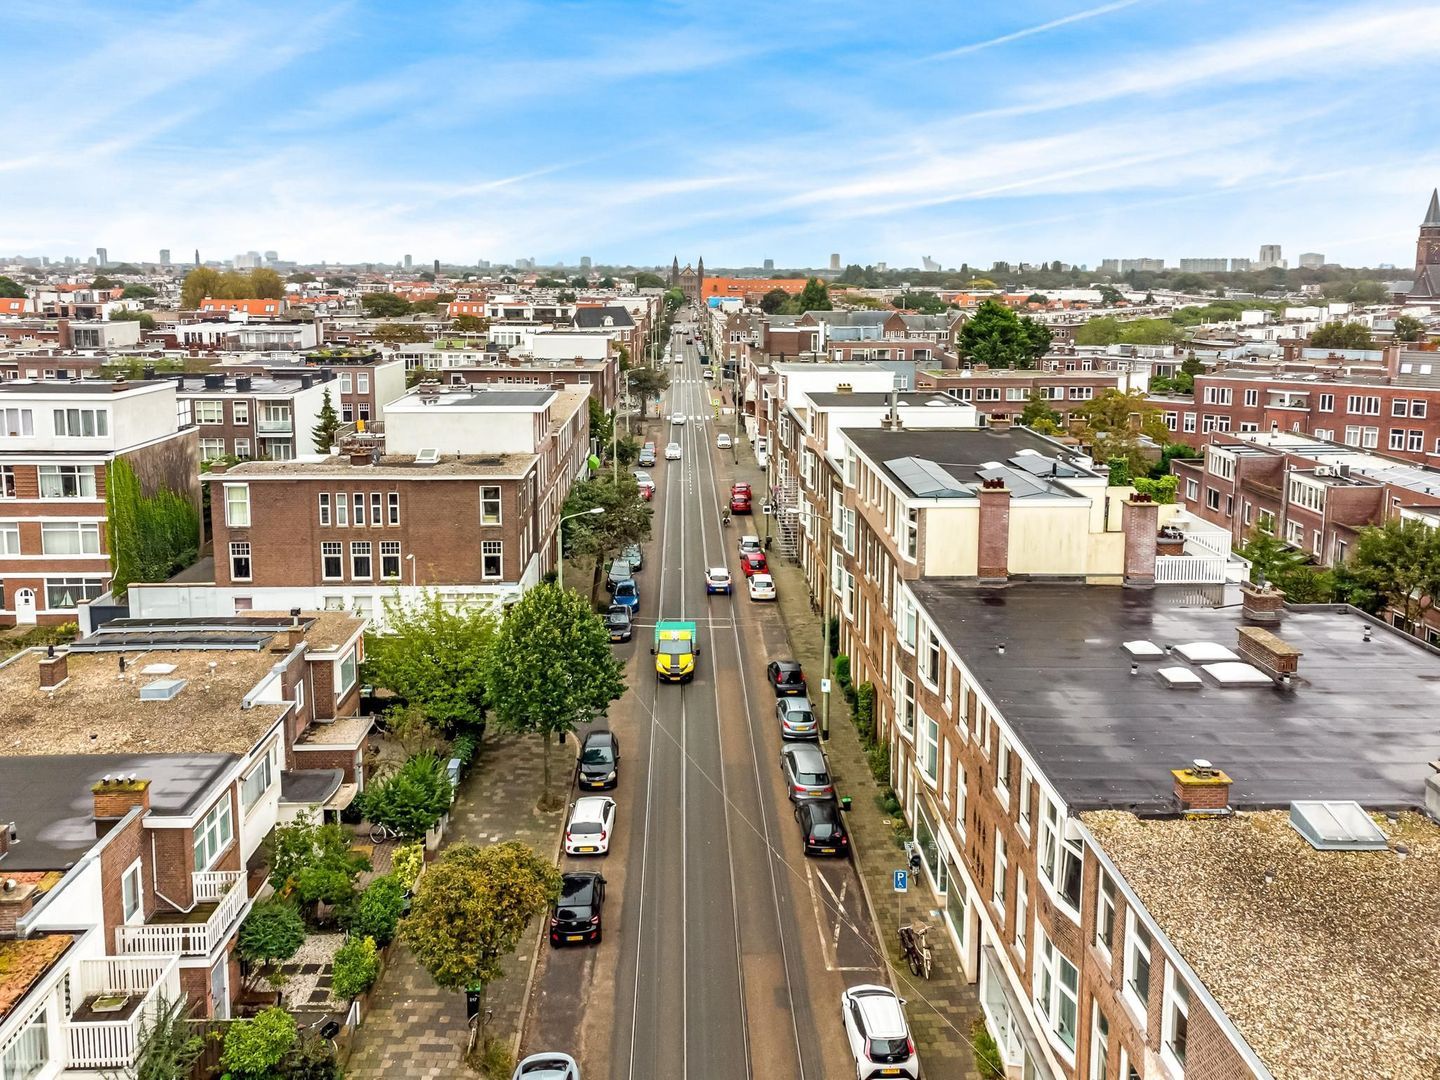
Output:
1240 581 1285 625
1236 625 1302 680
1121 495 1159 585
349 449 371 466
92 777 151 824
0 880 39 937
1172 761 1232 815
38 648 68 690
209 461 228 475
977 478 1010 582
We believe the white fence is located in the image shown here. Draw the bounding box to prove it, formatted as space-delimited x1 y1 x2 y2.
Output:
117 871 246 956
66 954 180 1070
1155 555 1228 584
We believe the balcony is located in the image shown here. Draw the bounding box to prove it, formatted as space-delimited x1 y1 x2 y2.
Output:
65 954 181 1070
1154 510 1248 584
255 417 294 434
116 870 248 956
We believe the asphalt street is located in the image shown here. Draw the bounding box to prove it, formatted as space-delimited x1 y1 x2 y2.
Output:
523 315 885 1080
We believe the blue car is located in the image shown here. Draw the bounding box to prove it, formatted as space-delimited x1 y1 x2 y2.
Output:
705 567 733 595
612 579 640 612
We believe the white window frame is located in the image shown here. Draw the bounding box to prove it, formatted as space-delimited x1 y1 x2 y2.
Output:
336 647 358 697
1034 929 1080 1056
321 541 343 580
229 541 252 581
350 540 372 579
318 492 331 526
920 713 939 783
1123 911 1152 1022
192 796 234 872
1162 969 1191 1076
224 483 250 527
41 521 101 556
241 746 275 813
992 834 1007 911
481 539 503 580
480 485 502 525
121 859 144 924
1014 870 1028 957
1095 868 1117 960
1089 1005 1111 1080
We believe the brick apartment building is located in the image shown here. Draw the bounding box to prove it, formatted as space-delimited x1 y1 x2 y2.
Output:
142 385 589 622
0 379 199 627
174 371 334 462
0 611 369 1073
917 366 1133 426
221 354 407 429
390 343 619 411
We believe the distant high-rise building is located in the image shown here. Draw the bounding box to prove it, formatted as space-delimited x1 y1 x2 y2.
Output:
1179 258 1229 273
194 249 201 267
95 247 108 267
580 256 592 271
921 255 941 272
763 258 774 272
1298 252 1325 270
1229 257 1252 272
1107 258 1165 274
263 250 278 264
875 262 887 273
1257 244 1285 270
403 254 412 271
159 249 171 266
87 256 97 268
433 258 440 276
829 253 841 271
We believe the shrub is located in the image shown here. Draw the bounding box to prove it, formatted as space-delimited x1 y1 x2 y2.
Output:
833 653 851 688
285 1035 341 1080
236 900 305 986
359 753 453 839
342 874 407 946
332 935 381 1000
267 813 370 899
826 616 839 657
971 1017 1005 1080
854 682 875 745
221 1007 297 1079
391 842 425 893
451 732 480 772
868 741 890 785
881 788 902 816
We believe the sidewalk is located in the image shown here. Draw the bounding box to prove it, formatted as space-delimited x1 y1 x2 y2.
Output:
346 734 565 1080
727 440 985 1080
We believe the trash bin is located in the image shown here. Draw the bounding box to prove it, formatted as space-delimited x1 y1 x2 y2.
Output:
840 796 852 811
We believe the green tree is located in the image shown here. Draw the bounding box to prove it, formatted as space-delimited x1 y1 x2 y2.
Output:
109 309 157 330
236 900 306 989
560 474 654 602
121 284 157 300
402 841 561 994
265 813 370 916
759 288 791 314
483 583 625 803
1095 284 1124 305
1310 321 1373 349
662 287 685 312
957 299 1050 368
1131 475 1177 503
1075 389 1170 478
1026 293 1048 305
599 275 615 288
341 874 407 946
1019 391 1063 434
90 275 118 289
892 291 947 314
221 1007 297 1080
1348 519 1440 630
287 272 312 284
1392 314 1427 342
363 594 496 733
361 292 412 318
453 314 486 332
634 271 665 288
311 388 340 452
1238 527 1309 585
358 753 454 839
1347 279 1389 304
0 275 25 298
249 268 284 298
373 322 429 345
331 936 380 1000
626 366 670 403
129 995 204 1080
797 276 832 312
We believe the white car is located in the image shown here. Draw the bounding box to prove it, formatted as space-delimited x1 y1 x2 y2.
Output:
665 442 682 460
716 433 732 449
738 534 762 556
564 797 616 856
705 567 733 595
671 413 687 425
748 573 776 601
672 354 685 364
703 369 715 380
841 985 920 1080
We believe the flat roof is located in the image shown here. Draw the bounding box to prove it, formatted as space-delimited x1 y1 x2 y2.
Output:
805 392 966 408
213 453 536 479
909 583 1440 812
175 377 313 396
847 427 1098 500
0 754 236 871
1084 809 1440 1080
390 388 554 409
0 379 162 396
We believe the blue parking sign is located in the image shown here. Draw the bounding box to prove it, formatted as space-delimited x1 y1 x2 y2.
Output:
893 869 908 893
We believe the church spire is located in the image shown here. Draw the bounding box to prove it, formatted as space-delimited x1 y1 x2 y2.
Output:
1425 188 1440 227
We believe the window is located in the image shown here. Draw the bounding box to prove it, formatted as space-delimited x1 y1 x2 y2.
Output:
1035 930 1080 1053
1318 393 1334 412
1202 386 1232 405
337 647 358 697
41 522 101 555
232 401 250 425
0 523 18 555
1096 869 1117 957
387 491 400 525
904 508 918 559
229 541 252 580
318 493 331 526
995 739 1012 801
1163 972 1191 1072
195 400 224 424
1243 388 1258 406
1364 396 1381 415
896 671 916 733
1390 428 1406 451
1182 413 1196 433
122 860 144 923
381 541 401 579
0 407 34 436
366 492 379 527
335 492 348 526
339 373 353 393
1393 398 1409 417
1090 1007 1111 1080
1288 477 1324 512
224 484 250 527
1039 798 1083 910
358 373 370 393
341 403 354 423
921 714 939 781
923 626 941 686
321 541 343 579
353 492 365 526
480 486 502 525
992 834 1007 910
955 761 967 835
44 577 102 608
233 438 251 458
1068 386 1094 400
1014 871 1028 956
193 796 234 871
1413 399 1428 418
1163 411 1178 431
1017 765 1032 835
199 438 226 461
38 465 96 498
1205 488 1220 511
0 466 13 498
1124 915 1152 1018
1185 478 1198 501
350 541 372 578
51 407 108 437
482 540 503 579
241 748 274 812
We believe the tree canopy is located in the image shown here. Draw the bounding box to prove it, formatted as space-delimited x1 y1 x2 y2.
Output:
311 389 340 453
1074 316 1182 347
956 299 1051 368
1019 391 1063 434
1074 389 1170 478
797 277 832 312
1392 315 1426 343
0 276 25 298
892 291 948 314
561 474 653 601
180 267 285 308
362 594 497 734
361 292 412 318
1310 321 1373 349
634 271 666 289
1346 519 1440 630
372 322 429 345
759 288 792 314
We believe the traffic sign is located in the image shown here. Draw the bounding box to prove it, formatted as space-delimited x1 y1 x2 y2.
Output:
820 678 832 694
893 870 908 893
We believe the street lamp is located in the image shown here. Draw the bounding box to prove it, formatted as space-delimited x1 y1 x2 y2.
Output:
405 552 417 588
556 507 604 589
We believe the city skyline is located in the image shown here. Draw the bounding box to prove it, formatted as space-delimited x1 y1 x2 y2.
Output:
2 0 1439 267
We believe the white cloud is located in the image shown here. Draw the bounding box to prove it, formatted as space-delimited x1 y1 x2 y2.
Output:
923 0 1145 61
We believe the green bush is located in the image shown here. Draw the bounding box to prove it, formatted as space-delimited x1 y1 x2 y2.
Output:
451 732 480 771
236 900 306 980
221 1007 296 1079
881 788 902 816
833 654 851 688
972 1017 1005 1079
826 616 840 657
332 935 380 1000
359 752 453 838
284 1035 341 1080
342 874 407 946
391 842 425 893
854 682 875 745
868 742 890 785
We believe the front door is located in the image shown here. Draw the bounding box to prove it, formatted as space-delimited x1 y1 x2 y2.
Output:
14 588 36 625
209 956 230 1020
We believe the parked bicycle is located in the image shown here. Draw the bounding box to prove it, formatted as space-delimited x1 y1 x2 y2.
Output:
368 820 402 844
898 922 933 979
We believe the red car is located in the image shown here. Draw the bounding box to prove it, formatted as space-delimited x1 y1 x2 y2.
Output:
740 550 768 577
730 490 752 514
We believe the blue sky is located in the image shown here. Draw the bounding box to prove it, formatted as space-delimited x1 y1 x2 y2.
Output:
3 0 1439 269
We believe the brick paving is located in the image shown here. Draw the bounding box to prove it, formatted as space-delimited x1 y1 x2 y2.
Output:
346 733 565 1079
728 435 985 1080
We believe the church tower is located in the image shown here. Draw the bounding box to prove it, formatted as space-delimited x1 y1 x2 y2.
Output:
696 255 705 304
670 255 680 287
1410 189 1440 300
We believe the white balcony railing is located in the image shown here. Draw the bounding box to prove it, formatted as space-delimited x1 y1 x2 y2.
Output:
1155 554 1228 584
116 870 247 956
66 954 181 1070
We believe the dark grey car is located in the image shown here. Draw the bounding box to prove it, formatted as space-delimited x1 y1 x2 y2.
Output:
781 744 834 801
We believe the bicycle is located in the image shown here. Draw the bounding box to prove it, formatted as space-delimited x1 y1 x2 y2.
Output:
898 922 933 979
308 1015 341 1055
367 820 402 844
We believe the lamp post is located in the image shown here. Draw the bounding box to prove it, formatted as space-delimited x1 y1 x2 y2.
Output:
556 507 604 590
405 553 417 588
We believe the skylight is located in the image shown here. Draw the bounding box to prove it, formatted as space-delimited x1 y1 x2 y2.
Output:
1123 640 1164 658
414 448 439 464
1202 661 1273 686
1290 801 1388 851
1157 666 1202 688
1175 641 1239 663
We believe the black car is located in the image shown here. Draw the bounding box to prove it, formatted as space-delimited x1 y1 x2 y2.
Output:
795 798 849 857
767 659 807 697
577 730 620 790
549 871 605 946
605 604 633 643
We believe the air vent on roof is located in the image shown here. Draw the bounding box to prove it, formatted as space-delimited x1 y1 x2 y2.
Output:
1290 801 1388 851
140 678 187 701
1202 661 1272 686
414 448 439 464
1157 666 1202 688
139 663 177 675
1174 641 1239 663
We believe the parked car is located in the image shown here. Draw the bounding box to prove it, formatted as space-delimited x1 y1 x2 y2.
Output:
576 730 620 790
776 696 818 739
705 567 733 595
638 443 657 467
767 659 807 696
671 413 687 425
716 433 732 449
740 551 768 577
840 985 919 1080
606 559 633 593
738 534 762 555
632 472 654 500
621 543 643 572
781 744 834 801
665 442 682 460
564 797 616 856
704 368 715 380
549 872 605 946
612 579 639 613
605 605 632 643
795 798 848 856
730 489 752 514
748 573 776 601
512 1053 580 1080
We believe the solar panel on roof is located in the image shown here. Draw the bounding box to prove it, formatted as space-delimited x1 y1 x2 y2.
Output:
1009 454 1080 478
883 457 972 498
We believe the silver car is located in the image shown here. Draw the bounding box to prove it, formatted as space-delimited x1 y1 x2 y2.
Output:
776 697 818 740
512 1053 580 1080
781 744 834 801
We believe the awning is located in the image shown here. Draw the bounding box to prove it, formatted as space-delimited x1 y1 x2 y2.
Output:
982 945 1059 1080
324 783 358 812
